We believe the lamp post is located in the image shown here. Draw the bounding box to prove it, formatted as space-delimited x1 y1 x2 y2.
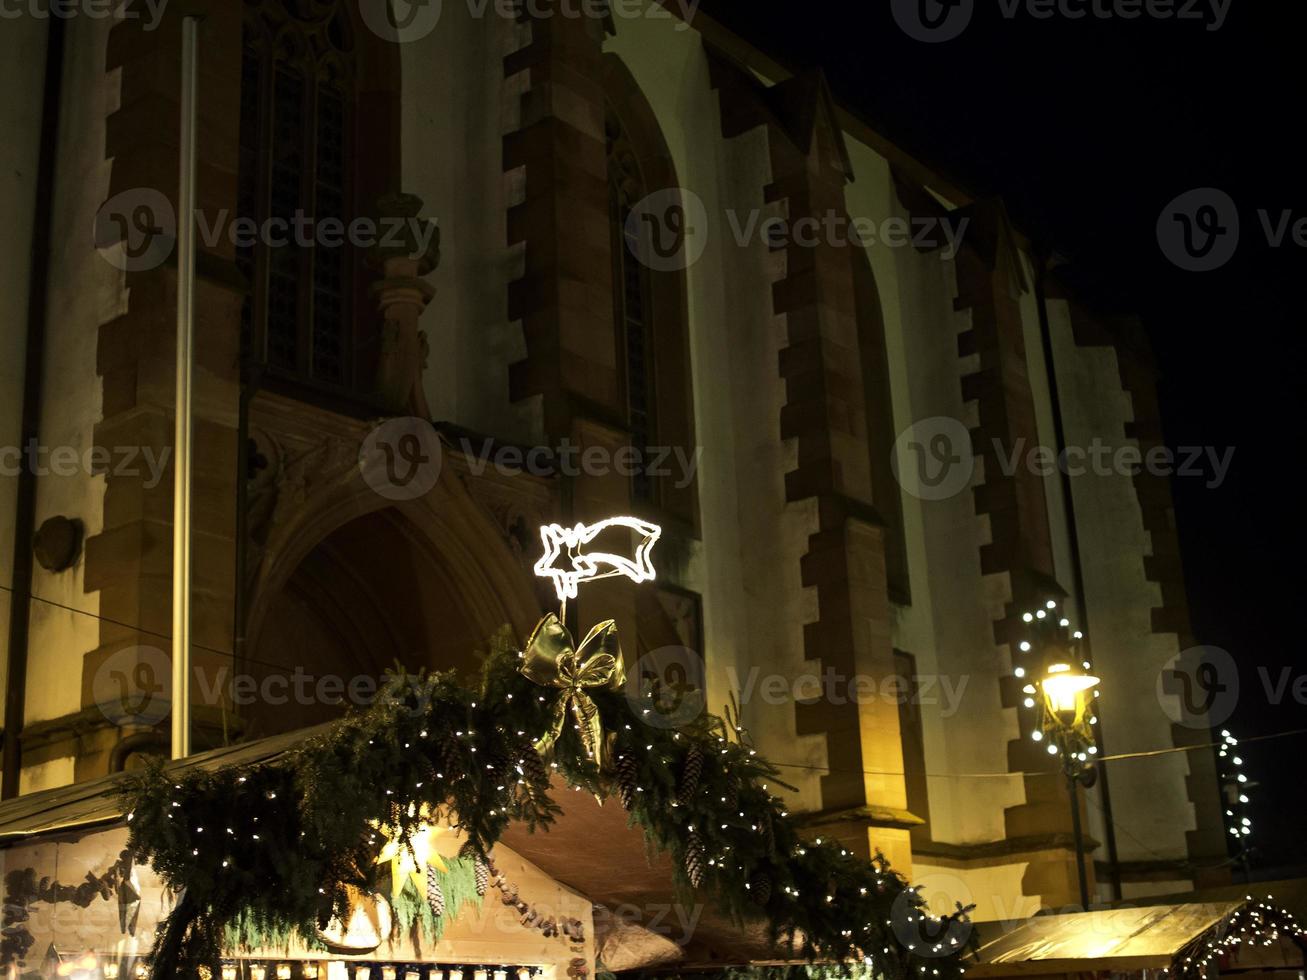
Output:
1041 661 1100 909
1017 600 1101 911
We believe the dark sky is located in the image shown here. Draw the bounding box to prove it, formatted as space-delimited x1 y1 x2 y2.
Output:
695 0 1306 874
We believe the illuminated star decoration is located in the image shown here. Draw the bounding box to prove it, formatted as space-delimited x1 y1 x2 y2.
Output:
533 517 662 602
374 809 451 901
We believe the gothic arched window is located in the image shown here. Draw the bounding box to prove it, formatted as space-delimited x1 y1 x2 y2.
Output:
238 0 399 399
608 119 658 505
603 55 698 527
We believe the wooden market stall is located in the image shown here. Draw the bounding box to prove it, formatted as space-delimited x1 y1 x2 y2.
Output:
967 901 1306 980
0 732 596 980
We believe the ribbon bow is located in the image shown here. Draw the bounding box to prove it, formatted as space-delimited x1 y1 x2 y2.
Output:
520 614 626 771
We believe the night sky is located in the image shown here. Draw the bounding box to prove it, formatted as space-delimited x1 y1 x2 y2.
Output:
696 0 1307 875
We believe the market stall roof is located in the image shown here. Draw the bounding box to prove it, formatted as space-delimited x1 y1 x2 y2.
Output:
1124 879 1307 929
968 902 1245 976
0 725 332 842
0 727 786 967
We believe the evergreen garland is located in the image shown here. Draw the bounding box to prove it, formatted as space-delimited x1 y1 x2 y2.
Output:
122 626 976 979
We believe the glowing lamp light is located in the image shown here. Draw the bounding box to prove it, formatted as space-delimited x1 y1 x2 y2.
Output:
533 517 661 601
55 955 99 978
1042 663 1100 715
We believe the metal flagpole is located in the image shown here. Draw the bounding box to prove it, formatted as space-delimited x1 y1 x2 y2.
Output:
171 15 201 760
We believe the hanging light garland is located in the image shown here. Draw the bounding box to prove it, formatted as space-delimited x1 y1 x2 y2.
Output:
1166 899 1305 980
1217 729 1255 853
1014 599 1099 770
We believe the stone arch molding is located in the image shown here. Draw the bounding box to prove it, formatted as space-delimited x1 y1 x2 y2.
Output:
243 401 544 668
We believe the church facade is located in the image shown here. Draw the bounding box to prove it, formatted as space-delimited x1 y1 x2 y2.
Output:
0 0 1226 926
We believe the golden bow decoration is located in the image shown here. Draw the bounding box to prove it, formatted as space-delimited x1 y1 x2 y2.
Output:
520 614 626 771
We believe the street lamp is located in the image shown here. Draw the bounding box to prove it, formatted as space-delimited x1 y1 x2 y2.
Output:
1040 659 1099 908
1019 600 1100 909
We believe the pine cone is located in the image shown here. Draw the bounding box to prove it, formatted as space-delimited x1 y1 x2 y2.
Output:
474 859 490 897
614 754 639 811
685 832 706 889
517 742 551 792
749 871 772 907
486 738 514 786
426 865 446 918
676 748 704 807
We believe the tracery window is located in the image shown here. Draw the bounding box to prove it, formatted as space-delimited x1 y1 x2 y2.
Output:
239 0 358 393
